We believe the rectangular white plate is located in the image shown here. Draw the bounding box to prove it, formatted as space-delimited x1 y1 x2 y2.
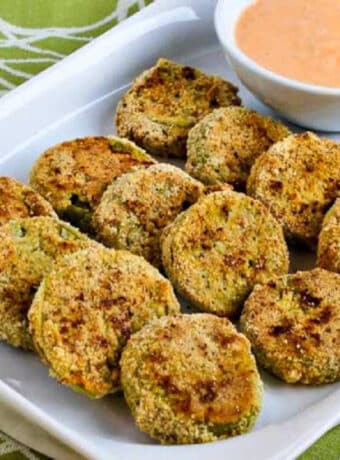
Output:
0 1 339 459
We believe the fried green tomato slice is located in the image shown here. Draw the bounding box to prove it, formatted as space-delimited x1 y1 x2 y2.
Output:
317 199 340 273
29 136 156 232
247 132 340 247
161 189 289 317
121 314 263 445
28 246 180 398
186 107 290 189
0 176 56 225
115 58 241 158
0 217 95 350
240 268 340 384
93 164 204 268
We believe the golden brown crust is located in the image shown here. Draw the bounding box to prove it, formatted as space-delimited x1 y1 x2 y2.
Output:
317 199 340 273
161 189 289 317
247 132 340 246
29 136 156 231
0 217 94 349
116 58 241 158
0 176 56 225
121 314 263 444
240 268 340 384
28 246 180 398
93 164 204 267
186 107 290 189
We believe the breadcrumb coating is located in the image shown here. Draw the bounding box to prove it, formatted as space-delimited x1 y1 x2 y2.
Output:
247 132 340 246
29 246 180 397
93 163 204 267
0 176 56 225
30 136 156 232
161 189 289 317
186 107 290 189
241 268 340 384
121 314 263 444
317 199 340 273
0 217 94 349
116 58 241 158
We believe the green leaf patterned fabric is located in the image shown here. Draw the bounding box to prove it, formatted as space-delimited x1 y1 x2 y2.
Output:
0 1 339 459
298 426 340 460
0 432 49 460
0 0 150 95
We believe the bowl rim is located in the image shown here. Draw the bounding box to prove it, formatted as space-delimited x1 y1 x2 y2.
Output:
214 0 340 96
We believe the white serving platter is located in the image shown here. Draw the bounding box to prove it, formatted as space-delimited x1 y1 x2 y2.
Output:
0 1 339 459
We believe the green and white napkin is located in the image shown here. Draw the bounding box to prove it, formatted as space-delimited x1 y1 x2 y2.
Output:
0 0 151 96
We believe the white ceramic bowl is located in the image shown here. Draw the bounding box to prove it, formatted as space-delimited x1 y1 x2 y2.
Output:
215 0 340 132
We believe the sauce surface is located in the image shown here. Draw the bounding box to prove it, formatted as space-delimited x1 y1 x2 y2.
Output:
236 0 340 88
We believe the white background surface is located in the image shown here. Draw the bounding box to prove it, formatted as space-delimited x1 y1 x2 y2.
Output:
0 1 339 459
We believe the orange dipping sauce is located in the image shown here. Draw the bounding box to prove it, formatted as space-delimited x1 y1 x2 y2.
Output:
236 0 340 88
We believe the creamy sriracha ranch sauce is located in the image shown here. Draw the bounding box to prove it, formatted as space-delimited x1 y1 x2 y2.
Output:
236 0 340 88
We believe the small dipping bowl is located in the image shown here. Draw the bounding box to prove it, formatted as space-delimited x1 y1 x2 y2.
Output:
215 0 340 132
